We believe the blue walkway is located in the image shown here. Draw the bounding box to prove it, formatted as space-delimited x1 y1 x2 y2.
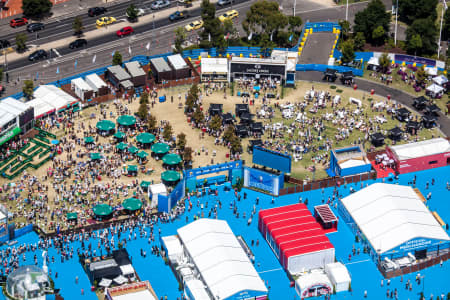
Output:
1 166 449 300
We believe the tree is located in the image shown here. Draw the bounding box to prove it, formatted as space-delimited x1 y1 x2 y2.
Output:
200 0 223 48
405 18 437 55
353 0 390 45
22 0 52 18
23 80 34 100
189 83 199 100
222 125 235 143
338 19 351 41
288 16 302 33
147 114 157 133
73 17 84 37
185 94 195 113
371 26 386 46
353 32 365 51
406 34 423 56
163 123 173 141
192 107 205 124
230 135 242 154
177 133 187 150
140 92 149 104
443 8 450 41
398 0 438 25
174 27 187 54
15 33 27 53
137 102 148 120
340 39 355 64
112 51 122 65
126 4 139 22
416 66 427 85
209 115 222 132
378 53 390 73
0 68 3 82
183 147 193 165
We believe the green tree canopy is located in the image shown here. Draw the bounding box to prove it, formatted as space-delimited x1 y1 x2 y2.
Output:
73 17 84 37
443 8 450 41
338 19 351 41
137 102 148 120
140 92 149 104
177 132 187 150
22 0 52 18
15 33 27 53
288 16 302 32
416 66 427 84
405 18 437 55
192 107 205 124
371 26 386 46
163 123 173 141
23 80 34 100
378 53 390 73
353 32 366 50
126 4 139 21
340 39 355 64
147 114 157 132
222 125 235 143
183 147 193 163
174 27 187 53
243 0 287 41
209 115 222 132
353 0 390 45
398 0 438 25
112 51 122 65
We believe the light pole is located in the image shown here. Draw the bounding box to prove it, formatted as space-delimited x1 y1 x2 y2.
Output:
293 0 296 16
394 0 398 46
437 0 448 59
345 0 348 21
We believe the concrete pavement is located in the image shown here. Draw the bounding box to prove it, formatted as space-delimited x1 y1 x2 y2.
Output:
297 71 450 136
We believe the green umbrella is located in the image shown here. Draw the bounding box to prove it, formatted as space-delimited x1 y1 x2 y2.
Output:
90 153 102 160
136 132 156 144
117 115 136 127
128 146 139 154
161 170 181 182
116 142 128 151
122 197 142 211
67 212 77 220
96 120 115 131
162 153 182 165
84 136 95 143
151 143 170 154
140 181 151 188
128 165 138 172
114 131 126 139
93 204 113 216
137 151 148 158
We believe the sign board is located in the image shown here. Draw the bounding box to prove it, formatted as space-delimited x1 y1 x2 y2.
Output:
253 146 292 173
0 126 21 147
394 54 436 67
244 167 283 196
184 160 242 178
230 62 286 76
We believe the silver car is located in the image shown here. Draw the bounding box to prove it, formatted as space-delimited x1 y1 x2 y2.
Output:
151 0 170 10
218 0 233 6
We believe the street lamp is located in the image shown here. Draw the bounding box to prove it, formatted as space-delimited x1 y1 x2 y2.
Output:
438 0 448 59
345 0 349 21
394 0 398 46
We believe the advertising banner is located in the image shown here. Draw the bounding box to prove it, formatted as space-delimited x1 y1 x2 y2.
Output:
230 62 286 76
0 126 21 147
244 167 282 195
394 54 436 67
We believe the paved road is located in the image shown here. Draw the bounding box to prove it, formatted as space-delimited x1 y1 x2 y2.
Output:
298 32 336 64
296 71 450 136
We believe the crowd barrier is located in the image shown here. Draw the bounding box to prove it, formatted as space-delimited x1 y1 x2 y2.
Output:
14 224 33 239
296 64 364 76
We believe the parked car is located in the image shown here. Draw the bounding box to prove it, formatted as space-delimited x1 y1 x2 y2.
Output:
126 8 145 20
28 50 47 61
88 7 107 17
151 0 170 10
218 0 233 6
185 20 203 31
96 16 116 26
9 17 28 28
69 39 87 49
169 10 189 21
26 23 45 33
0 40 11 49
116 26 134 37
218 9 238 22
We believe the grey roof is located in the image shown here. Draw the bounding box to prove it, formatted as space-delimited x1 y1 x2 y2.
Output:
124 61 146 77
120 80 134 89
167 54 188 70
151 57 172 73
107 65 131 81
89 259 118 272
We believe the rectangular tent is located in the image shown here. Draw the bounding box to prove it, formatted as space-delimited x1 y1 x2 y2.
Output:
30 85 78 117
184 279 210 300
201 58 229 82
426 83 444 97
295 272 333 298
432 75 448 86
85 73 109 96
386 138 450 174
124 61 146 86
148 183 167 208
71 77 94 101
324 262 351 292
339 183 450 260
160 235 183 264
177 219 268 300
150 57 173 83
328 145 372 177
167 54 191 79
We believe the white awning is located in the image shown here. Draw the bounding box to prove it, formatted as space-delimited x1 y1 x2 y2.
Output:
368 57 379 66
149 183 167 196
99 278 112 287
426 83 444 94
113 275 128 285
340 183 450 254
424 67 438 76
184 279 210 300
120 264 134 275
390 138 450 160
201 58 228 74
432 75 448 86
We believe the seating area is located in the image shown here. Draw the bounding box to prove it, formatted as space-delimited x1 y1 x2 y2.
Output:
0 129 55 179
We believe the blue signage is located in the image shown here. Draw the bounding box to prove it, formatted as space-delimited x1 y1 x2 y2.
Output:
394 54 436 67
244 167 283 195
184 161 242 178
252 146 292 173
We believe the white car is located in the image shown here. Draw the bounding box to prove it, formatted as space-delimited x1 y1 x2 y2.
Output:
126 8 145 18
151 0 170 10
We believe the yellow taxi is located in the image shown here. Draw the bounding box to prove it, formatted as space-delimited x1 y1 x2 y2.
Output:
218 10 239 22
185 20 203 31
96 16 117 27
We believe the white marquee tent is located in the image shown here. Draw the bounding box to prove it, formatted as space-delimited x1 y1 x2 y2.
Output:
426 83 444 96
28 85 78 118
432 75 448 86
340 183 450 256
324 262 351 292
177 219 267 300
390 138 450 160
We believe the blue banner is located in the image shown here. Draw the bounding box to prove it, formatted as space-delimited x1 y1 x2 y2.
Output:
158 194 169 213
394 54 436 67
183 160 242 178
244 167 283 195
252 146 291 173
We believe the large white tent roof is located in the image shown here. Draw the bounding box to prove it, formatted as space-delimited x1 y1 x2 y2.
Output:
201 58 228 74
426 83 444 94
341 183 450 254
28 85 78 118
177 219 267 300
390 138 450 160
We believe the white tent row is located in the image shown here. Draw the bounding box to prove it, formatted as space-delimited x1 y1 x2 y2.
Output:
432 75 448 86
325 262 351 292
390 138 450 160
0 97 31 129
426 83 444 95
177 219 267 300
27 85 78 119
340 183 450 255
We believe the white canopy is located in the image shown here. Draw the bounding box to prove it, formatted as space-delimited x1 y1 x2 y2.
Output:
432 75 448 86
426 83 444 94
424 67 438 76
99 278 112 287
29 85 78 118
120 264 134 276
177 219 267 300
296 272 332 291
184 279 210 300
390 138 450 160
368 57 379 66
325 262 351 292
149 183 167 196
340 183 450 254
113 275 128 285
71 78 92 92
201 58 228 74
85 73 107 91
339 159 366 169
161 235 183 262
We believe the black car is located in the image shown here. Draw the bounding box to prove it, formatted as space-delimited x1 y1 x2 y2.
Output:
88 7 107 17
0 40 10 49
27 23 45 32
28 50 48 61
69 39 87 49
169 10 189 21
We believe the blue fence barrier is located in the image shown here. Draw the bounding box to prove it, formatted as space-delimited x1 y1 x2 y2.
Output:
14 224 33 239
296 64 363 76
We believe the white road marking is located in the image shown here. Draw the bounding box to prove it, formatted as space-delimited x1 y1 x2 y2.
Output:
258 267 283 274
345 259 371 265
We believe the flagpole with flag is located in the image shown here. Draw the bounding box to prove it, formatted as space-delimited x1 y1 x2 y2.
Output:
74 60 78 69
128 46 132 56
92 55 96 64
